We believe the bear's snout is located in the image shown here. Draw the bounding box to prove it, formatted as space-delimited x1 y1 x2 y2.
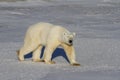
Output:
69 39 73 44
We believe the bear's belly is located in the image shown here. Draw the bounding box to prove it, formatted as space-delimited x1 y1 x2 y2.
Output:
39 32 50 46
40 38 47 46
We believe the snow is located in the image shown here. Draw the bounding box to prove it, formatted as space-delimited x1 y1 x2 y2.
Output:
0 0 120 80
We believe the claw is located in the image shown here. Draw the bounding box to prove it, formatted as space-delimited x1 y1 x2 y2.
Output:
71 63 80 66
45 60 56 64
33 59 44 62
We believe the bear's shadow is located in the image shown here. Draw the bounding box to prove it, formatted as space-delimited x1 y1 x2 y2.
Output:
24 47 69 63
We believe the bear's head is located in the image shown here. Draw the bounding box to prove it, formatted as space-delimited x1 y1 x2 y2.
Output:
62 31 76 46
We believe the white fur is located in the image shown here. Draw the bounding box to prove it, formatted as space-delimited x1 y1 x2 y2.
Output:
18 22 79 65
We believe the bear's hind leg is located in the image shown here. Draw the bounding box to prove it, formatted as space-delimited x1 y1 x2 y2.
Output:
32 45 44 62
18 44 39 61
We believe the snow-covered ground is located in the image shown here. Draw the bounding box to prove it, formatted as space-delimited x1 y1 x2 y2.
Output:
0 0 120 80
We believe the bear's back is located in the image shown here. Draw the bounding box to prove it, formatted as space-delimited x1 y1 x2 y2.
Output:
25 22 70 46
28 22 54 32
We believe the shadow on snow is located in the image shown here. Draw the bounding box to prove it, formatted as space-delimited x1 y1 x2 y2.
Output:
24 47 69 63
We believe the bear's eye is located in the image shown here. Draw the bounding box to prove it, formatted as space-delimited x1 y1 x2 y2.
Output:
63 32 67 35
67 35 73 38
67 35 69 37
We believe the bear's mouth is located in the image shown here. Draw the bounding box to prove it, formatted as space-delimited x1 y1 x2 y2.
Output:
68 44 73 46
64 42 73 46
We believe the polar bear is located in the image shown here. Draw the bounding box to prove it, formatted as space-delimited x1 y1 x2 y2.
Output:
17 22 80 66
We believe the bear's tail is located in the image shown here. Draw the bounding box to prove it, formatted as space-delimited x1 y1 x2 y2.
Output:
16 50 21 61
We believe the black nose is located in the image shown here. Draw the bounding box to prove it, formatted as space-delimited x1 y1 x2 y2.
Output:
69 40 73 44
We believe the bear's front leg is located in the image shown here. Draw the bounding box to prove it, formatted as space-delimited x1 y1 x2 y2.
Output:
62 44 80 66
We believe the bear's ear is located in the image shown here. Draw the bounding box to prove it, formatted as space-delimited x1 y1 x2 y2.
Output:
72 32 76 37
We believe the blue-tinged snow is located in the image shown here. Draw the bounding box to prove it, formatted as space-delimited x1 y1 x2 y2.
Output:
0 0 120 80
